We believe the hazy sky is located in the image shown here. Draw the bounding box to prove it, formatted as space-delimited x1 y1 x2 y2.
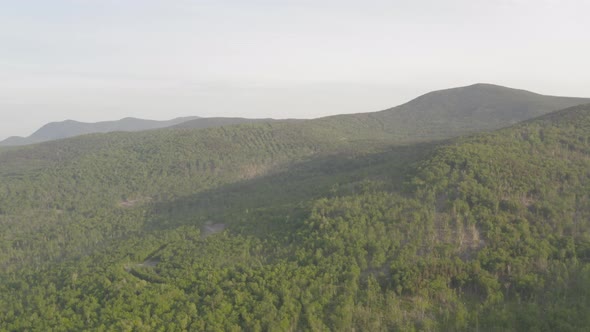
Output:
1 0 589 139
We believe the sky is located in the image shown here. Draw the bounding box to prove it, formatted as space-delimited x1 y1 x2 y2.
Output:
1 0 589 139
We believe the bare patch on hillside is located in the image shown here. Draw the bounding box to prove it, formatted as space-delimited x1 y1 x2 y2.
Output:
118 196 151 208
201 222 227 238
240 163 274 180
139 257 160 267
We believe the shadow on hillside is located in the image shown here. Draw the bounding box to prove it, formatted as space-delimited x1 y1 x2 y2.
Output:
142 141 441 238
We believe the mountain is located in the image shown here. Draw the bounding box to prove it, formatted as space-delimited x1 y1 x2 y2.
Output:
1 85 590 330
4 83 588 147
314 83 590 142
0 116 278 147
0 116 199 146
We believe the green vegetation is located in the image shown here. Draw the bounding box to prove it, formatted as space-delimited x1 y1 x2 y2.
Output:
1 88 590 330
316 83 590 143
4 83 589 148
0 116 268 147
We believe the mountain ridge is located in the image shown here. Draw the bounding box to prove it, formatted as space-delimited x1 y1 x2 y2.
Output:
4 83 589 147
0 116 199 146
0 116 272 147
312 83 590 142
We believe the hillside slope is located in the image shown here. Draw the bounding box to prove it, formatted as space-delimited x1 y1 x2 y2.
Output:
1 100 590 330
0 116 276 147
3 83 587 147
171 117 284 130
0 116 198 146
315 83 590 141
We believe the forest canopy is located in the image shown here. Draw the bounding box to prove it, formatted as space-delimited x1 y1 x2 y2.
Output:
1 103 590 331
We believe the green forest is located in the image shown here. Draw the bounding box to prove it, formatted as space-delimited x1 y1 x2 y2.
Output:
1 101 590 331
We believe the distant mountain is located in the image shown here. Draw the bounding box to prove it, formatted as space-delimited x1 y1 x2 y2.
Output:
0 116 282 147
4 83 587 147
314 83 590 142
0 116 202 146
0 116 289 147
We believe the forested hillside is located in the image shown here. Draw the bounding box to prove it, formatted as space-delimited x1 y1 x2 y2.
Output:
0 117 194 146
3 83 588 148
0 116 273 147
1 97 590 329
317 83 590 142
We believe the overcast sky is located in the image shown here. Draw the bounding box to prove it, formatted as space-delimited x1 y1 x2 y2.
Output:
1 0 589 139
